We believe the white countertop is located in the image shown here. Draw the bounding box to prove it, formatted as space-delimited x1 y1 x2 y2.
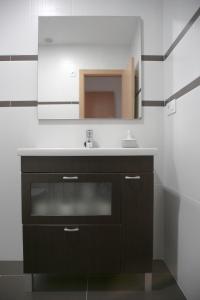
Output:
17 147 157 156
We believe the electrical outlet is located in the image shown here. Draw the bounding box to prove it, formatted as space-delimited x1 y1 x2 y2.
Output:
68 70 76 78
167 99 176 115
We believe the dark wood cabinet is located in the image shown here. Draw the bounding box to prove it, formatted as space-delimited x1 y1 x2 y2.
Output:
21 156 153 275
23 225 121 274
121 173 153 273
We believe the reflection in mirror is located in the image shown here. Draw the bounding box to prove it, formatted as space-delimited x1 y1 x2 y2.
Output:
37 16 142 120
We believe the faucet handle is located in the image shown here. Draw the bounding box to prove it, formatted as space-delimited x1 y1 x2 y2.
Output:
86 129 93 140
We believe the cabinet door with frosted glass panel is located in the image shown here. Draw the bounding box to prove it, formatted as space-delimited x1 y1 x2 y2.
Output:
22 173 121 224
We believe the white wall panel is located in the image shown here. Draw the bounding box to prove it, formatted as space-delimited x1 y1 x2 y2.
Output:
143 61 164 100
164 18 200 99
163 0 200 53
0 61 37 100
163 1 200 299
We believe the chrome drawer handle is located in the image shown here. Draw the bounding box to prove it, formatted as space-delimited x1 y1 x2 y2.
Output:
62 176 78 180
125 176 141 180
64 227 79 232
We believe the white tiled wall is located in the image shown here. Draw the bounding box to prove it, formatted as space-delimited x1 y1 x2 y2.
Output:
0 0 165 261
163 1 200 299
164 17 200 99
163 0 200 53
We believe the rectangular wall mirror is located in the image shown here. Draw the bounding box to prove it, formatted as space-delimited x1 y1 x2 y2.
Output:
37 16 142 120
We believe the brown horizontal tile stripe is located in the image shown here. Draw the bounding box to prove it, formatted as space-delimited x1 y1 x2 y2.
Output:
10 55 38 61
142 55 164 61
0 56 10 61
11 101 38 107
142 100 164 106
0 55 38 61
38 101 79 105
0 101 11 107
165 76 200 105
165 7 200 59
0 100 165 107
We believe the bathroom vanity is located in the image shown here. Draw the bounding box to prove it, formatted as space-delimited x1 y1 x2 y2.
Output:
18 148 156 277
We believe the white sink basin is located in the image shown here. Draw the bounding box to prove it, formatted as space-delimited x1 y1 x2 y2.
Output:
17 147 157 156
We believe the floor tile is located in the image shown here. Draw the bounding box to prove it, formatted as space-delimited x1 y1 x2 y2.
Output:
88 274 144 291
0 275 85 300
0 260 186 300
33 274 87 292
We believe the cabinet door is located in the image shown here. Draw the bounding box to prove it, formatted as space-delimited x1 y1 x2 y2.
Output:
22 173 120 225
23 225 121 274
88 225 121 274
121 173 153 273
23 226 67 273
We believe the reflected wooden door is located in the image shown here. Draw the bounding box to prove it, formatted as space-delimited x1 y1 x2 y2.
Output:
85 91 115 118
122 57 135 119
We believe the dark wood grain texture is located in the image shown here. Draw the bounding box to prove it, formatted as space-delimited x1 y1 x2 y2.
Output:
121 173 153 273
21 156 153 173
22 173 121 225
23 225 121 274
21 155 153 275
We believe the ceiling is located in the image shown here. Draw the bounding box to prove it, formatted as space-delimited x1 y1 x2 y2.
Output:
38 16 140 46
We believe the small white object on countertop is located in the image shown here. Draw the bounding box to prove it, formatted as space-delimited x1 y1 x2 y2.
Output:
17 147 157 156
126 130 133 140
122 130 138 148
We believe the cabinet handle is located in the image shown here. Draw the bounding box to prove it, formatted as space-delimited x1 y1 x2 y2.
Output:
125 176 141 180
62 176 78 180
64 227 79 232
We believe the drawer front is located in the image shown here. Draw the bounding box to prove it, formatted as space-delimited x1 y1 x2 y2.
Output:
23 225 121 274
22 173 121 225
21 156 153 173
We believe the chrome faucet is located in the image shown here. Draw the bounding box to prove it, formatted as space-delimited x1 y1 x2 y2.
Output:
84 129 94 148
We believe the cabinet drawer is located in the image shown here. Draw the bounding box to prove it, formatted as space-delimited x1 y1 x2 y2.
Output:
23 225 121 274
21 156 153 173
22 173 121 225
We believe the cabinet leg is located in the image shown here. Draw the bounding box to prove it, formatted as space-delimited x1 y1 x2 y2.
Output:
144 273 152 292
24 274 32 292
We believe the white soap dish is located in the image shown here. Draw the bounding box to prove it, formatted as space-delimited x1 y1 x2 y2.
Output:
122 139 137 148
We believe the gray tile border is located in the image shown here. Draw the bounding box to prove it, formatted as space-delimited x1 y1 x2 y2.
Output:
0 101 11 107
141 55 164 61
142 101 165 107
38 101 79 105
10 101 38 107
165 76 200 105
10 55 38 61
0 100 165 107
164 7 200 60
0 56 10 61
0 55 38 61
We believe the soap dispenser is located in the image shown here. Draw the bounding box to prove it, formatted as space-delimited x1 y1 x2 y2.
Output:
122 129 137 148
